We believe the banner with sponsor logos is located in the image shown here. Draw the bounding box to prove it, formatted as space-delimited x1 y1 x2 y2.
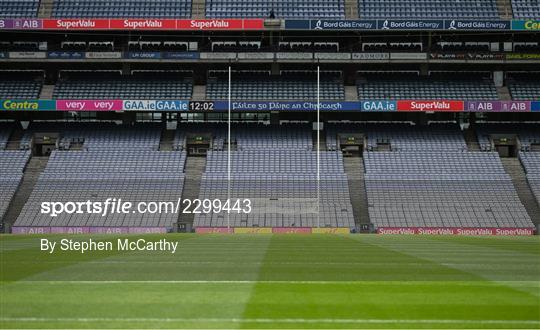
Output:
11 226 168 234
361 100 397 112
123 100 189 111
0 19 264 31
465 101 531 112
214 101 361 111
1 99 539 112
287 19 522 31
506 53 540 60
0 18 536 31
397 100 464 112
512 20 540 31
376 227 535 236
0 100 56 111
56 100 123 111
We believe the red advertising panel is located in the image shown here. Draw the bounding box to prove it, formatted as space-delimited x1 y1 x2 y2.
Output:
397 100 464 112
109 19 176 30
43 19 110 29
377 227 535 236
243 19 265 29
272 227 312 234
177 19 244 30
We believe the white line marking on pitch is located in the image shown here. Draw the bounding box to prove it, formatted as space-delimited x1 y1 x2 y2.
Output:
1 317 538 325
13 280 540 287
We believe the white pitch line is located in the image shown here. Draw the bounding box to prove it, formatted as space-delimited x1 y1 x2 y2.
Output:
1 317 538 325
12 280 539 286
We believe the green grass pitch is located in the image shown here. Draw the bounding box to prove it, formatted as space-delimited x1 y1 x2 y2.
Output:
1 234 539 329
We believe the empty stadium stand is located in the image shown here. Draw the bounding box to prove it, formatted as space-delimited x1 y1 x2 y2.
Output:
52 0 192 18
358 0 499 18
206 0 345 18
511 0 540 18
191 123 355 228
357 73 498 100
13 124 187 229
0 0 40 18
0 150 30 222
507 73 540 101
0 72 43 99
365 151 534 229
52 72 193 100
207 72 345 101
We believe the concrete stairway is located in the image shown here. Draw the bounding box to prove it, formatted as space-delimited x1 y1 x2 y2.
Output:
501 158 540 226
344 0 359 18
191 0 206 18
177 157 206 225
313 131 328 151
496 0 513 19
38 0 54 18
345 86 359 101
192 85 206 101
5 129 23 150
497 86 512 101
464 129 481 151
159 129 176 151
3 157 48 228
343 157 370 227
39 85 55 99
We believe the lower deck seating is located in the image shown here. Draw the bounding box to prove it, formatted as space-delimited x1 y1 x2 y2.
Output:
0 150 30 222
14 150 186 228
195 150 355 228
519 152 540 205
365 151 534 229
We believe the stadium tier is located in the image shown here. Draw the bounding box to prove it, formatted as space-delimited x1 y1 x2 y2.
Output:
357 73 498 100
13 124 187 228
0 0 40 18
0 72 43 99
358 0 499 18
507 73 540 101
511 0 540 18
196 150 355 228
206 0 345 18
52 0 192 18
365 151 534 229
207 73 345 101
0 150 29 222
52 72 193 100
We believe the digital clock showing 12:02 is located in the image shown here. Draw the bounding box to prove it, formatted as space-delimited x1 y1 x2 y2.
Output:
189 101 214 111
